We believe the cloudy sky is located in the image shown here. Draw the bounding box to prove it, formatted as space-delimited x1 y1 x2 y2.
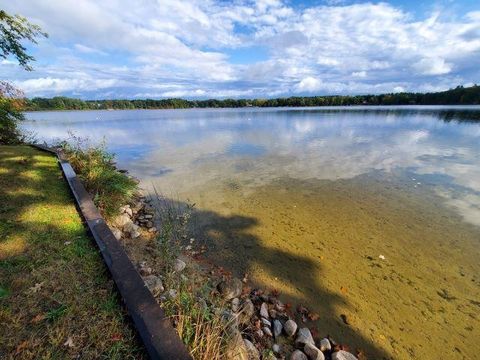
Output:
2 0 480 99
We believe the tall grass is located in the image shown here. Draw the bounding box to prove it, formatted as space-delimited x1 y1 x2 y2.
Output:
59 134 138 218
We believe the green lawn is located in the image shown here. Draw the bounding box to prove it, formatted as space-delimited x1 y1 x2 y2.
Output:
0 146 144 359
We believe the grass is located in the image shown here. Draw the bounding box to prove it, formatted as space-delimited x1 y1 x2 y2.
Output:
0 145 145 359
59 135 138 219
146 193 231 360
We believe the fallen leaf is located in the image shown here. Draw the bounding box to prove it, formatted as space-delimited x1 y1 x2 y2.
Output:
64 337 75 348
15 341 28 355
31 314 46 323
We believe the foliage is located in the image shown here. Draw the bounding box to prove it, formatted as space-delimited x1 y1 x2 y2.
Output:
59 134 138 218
0 81 26 144
0 10 47 70
23 85 480 111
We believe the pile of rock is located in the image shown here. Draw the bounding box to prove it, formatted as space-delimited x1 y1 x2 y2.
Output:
217 277 360 360
109 198 158 240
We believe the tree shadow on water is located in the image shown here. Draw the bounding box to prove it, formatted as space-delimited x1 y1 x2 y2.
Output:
159 197 392 359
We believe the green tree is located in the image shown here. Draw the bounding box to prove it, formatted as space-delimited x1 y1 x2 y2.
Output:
0 10 46 144
0 10 47 70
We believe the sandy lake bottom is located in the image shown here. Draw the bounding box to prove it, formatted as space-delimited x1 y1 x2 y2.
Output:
166 172 480 360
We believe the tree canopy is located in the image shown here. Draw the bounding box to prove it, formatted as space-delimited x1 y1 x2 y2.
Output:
0 10 47 70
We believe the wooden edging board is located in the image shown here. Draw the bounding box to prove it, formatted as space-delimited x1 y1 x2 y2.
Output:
31 144 192 360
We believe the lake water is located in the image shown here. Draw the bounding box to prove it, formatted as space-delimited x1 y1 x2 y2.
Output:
24 107 480 359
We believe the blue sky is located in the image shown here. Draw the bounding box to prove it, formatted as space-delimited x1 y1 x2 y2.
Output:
1 0 479 99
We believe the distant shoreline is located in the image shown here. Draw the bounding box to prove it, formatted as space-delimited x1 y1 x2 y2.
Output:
22 85 480 111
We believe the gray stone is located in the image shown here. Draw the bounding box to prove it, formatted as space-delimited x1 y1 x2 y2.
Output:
148 226 157 233
269 309 278 319
231 297 240 313
111 227 123 240
262 317 271 327
260 302 269 319
273 319 283 337
173 259 186 272
143 275 164 296
244 339 260 360
331 351 358 360
304 343 325 360
263 326 273 337
144 214 153 219
284 319 298 336
319 338 331 352
290 350 308 360
295 328 315 347
272 343 281 354
124 221 141 238
124 207 133 217
218 278 243 300
145 220 154 228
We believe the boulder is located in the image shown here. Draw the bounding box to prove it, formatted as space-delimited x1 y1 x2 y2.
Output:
295 328 315 347
319 338 331 352
143 275 164 296
331 351 358 360
304 343 325 360
273 320 283 337
290 350 308 360
218 278 243 300
260 302 269 319
284 319 298 336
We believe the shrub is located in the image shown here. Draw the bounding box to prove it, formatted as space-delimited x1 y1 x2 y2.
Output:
0 81 26 144
60 134 138 218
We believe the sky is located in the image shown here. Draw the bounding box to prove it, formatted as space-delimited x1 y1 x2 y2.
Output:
1 0 480 99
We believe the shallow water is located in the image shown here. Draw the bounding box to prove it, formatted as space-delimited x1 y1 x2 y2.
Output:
24 106 480 359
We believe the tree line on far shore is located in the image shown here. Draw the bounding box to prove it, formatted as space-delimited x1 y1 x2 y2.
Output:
24 85 480 111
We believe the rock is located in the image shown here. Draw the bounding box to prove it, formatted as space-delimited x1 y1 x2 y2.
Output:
260 302 269 319
143 275 164 296
319 338 331 352
239 299 255 324
145 220 154 228
284 319 298 336
273 320 283 337
269 309 278 319
263 326 273 337
225 330 249 360
331 351 358 360
124 222 141 238
218 278 243 300
262 317 271 327
173 259 186 272
144 214 153 219
111 227 123 240
148 227 157 233
290 350 308 360
273 344 281 354
232 298 240 313
275 301 286 312
125 207 133 217
113 213 132 228
304 343 325 360
139 265 152 276
244 339 260 360
167 289 177 299
295 328 315 347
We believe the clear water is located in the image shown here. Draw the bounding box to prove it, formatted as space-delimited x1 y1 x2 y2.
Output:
24 106 480 359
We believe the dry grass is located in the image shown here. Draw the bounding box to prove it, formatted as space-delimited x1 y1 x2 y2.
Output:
0 146 145 359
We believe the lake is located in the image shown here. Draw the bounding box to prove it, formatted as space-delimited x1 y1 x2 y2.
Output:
24 106 480 359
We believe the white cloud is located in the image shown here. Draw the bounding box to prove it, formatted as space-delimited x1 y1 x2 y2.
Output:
1 1 479 98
